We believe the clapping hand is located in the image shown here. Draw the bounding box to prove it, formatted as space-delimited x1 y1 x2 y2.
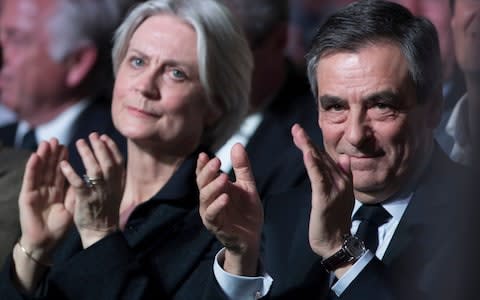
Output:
196 143 263 276
60 133 125 248
291 124 354 259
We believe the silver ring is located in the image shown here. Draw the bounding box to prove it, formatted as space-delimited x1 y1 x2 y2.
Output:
82 174 104 188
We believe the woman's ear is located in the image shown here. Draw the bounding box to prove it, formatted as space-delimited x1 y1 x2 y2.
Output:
65 45 98 87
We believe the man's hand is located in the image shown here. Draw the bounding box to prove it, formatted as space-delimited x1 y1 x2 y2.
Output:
292 124 354 261
196 143 263 276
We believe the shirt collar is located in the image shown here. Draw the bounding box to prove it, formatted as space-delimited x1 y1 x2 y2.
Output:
352 142 434 222
16 99 91 146
446 93 469 146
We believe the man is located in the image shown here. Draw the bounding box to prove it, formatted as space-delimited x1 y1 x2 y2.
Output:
0 0 133 173
217 0 322 198
197 1 471 299
0 144 29 266
0 104 15 126
446 0 480 165
388 0 467 155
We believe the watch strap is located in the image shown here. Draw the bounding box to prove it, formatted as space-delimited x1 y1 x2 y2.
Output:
321 248 354 272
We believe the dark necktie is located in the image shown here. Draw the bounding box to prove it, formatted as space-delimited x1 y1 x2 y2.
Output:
20 128 38 151
353 204 392 253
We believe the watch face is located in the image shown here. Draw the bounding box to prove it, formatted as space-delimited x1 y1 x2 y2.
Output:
344 236 366 258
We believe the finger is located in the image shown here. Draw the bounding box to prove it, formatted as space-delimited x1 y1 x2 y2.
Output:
53 144 68 192
44 138 60 186
89 133 115 177
196 155 222 190
202 193 229 232
292 124 318 155
196 152 210 177
22 153 41 192
199 172 229 216
60 160 86 191
303 149 330 195
35 141 52 185
99 134 124 166
231 143 255 185
76 138 102 178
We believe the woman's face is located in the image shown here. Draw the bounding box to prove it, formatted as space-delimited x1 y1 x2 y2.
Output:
112 14 217 155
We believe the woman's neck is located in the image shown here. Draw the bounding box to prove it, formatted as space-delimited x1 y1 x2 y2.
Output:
119 141 185 228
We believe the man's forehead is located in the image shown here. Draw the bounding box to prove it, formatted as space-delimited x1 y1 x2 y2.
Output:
315 43 415 102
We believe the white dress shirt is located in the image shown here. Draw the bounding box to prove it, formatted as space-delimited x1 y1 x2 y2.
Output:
216 112 264 173
15 99 91 147
446 94 471 165
0 104 16 126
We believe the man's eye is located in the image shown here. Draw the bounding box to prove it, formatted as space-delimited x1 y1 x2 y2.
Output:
374 102 392 110
326 104 345 111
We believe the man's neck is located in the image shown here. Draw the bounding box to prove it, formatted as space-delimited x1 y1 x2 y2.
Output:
23 98 82 127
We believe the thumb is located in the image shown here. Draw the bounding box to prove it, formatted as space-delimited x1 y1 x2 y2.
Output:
231 143 256 185
337 154 352 179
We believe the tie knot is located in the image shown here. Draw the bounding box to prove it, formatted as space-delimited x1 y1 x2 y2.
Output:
21 128 38 151
353 204 391 226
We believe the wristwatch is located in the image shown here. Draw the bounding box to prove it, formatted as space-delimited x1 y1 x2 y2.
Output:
321 234 366 272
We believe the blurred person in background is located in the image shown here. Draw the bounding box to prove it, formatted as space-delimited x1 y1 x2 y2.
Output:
0 0 253 299
445 0 480 165
0 144 28 266
218 0 322 198
286 0 356 72
0 0 132 173
0 43 16 126
388 0 467 154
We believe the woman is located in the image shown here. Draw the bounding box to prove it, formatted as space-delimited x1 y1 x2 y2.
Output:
1 0 253 299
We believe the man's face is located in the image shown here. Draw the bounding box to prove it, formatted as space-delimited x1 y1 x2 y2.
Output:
316 43 438 203
389 0 455 80
0 0 67 122
451 0 480 73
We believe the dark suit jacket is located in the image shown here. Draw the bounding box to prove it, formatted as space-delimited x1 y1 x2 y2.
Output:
0 100 127 174
0 150 222 300
234 61 322 199
0 145 29 266
205 145 472 300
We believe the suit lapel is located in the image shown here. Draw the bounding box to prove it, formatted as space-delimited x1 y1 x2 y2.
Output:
0 123 18 147
383 146 461 269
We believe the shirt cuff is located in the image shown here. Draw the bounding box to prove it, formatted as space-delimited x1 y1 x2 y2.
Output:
331 250 374 296
213 248 273 300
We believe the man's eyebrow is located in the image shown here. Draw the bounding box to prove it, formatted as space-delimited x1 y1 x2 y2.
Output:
363 90 399 103
318 95 347 107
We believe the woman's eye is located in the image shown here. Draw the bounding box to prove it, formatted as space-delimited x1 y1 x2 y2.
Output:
130 57 145 68
171 69 186 79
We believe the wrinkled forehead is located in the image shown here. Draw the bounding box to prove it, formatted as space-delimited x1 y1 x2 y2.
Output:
1 0 55 31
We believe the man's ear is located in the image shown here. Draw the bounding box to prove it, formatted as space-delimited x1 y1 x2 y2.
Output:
65 45 98 87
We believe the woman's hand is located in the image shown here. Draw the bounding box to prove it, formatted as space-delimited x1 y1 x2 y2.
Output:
60 133 125 248
14 138 72 292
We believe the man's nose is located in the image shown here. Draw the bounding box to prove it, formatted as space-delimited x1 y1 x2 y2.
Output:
344 113 372 147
